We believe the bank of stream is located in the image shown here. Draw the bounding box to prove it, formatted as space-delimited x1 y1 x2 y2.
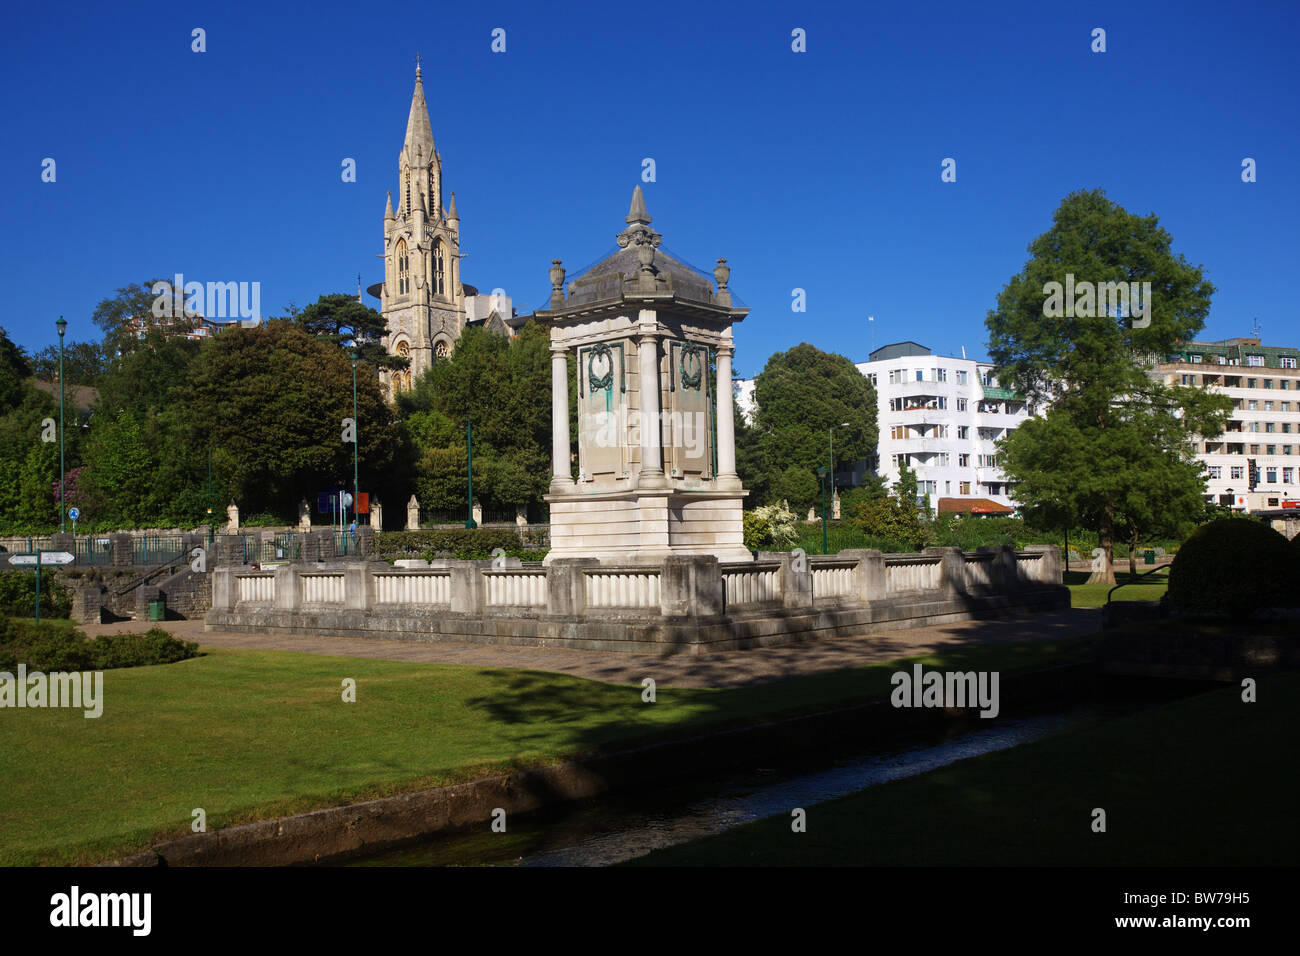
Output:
340 674 1217 867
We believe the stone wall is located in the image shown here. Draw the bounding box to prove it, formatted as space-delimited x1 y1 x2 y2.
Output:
207 545 1067 654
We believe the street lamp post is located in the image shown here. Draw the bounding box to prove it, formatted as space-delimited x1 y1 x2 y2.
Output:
464 416 477 529
351 352 359 528
828 421 850 526
817 466 829 554
56 316 66 533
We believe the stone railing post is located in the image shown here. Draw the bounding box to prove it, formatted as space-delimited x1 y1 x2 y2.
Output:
924 546 963 597
976 546 1006 592
357 526 374 557
211 567 236 611
547 558 598 616
836 549 882 604
110 532 134 567
996 545 1018 591
274 565 300 611
660 555 723 618
1022 545 1062 585
450 559 489 614
344 564 372 610
779 550 813 609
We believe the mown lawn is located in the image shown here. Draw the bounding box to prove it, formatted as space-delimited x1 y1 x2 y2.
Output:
0 637 1091 865
632 669 1298 866
1065 569 1169 608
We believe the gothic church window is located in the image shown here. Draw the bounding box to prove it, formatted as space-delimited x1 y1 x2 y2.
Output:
396 240 409 295
433 239 445 296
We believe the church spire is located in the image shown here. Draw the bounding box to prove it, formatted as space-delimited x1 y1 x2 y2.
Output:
447 190 458 222
403 60 435 159
625 185 652 225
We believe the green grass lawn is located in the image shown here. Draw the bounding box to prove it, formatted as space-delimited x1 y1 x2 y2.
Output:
631 669 1299 866
0 637 1091 866
1065 569 1169 608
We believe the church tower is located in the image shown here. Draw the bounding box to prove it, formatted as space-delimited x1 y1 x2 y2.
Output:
380 61 467 396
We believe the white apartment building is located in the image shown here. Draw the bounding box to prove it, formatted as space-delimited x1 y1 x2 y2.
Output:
1152 336 1300 513
854 341 1034 513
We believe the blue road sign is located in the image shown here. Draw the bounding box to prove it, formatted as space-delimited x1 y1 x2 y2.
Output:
68 507 81 521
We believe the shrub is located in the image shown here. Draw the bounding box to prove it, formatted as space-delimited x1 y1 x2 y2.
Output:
853 497 930 550
91 628 200 669
743 503 799 552
1168 518 1300 619
374 528 524 557
0 569 73 618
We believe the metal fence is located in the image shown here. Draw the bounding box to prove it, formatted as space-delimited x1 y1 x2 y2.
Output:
133 534 186 565
75 536 114 566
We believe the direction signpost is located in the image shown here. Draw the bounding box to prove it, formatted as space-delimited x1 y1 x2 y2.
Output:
7 551 74 623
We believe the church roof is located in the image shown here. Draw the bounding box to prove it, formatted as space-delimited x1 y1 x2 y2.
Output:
403 66 435 159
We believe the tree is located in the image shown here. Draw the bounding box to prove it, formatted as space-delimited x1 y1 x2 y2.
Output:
293 293 407 371
398 323 552 511
739 343 878 508
0 325 31 413
986 189 1233 583
183 320 400 518
28 341 109 387
91 280 183 357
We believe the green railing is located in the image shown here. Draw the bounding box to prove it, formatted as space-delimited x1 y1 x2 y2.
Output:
134 534 186 565
74 536 113 566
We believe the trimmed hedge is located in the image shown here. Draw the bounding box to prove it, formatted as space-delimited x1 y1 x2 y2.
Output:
1168 518 1300 619
375 529 525 557
0 622 200 672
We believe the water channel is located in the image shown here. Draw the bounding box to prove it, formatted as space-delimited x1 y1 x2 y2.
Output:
341 677 1213 867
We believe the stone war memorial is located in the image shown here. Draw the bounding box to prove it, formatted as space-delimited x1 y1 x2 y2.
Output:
207 189 1068 653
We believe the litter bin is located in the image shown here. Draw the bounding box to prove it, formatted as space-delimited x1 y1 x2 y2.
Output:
1143 549 1156 565
148 599 166 622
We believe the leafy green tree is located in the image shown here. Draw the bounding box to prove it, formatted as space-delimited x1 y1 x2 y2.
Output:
985 189 1232 584
0 326 32 412
769 464 820 517
739 343 878 507
27 341 109 387
294 293 407 371
399 323 552 511
79 409 155 526
184 320 400 518
91 280 176 357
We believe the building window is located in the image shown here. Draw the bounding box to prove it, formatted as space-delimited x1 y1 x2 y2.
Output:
915 369 924 382
1266 422 1276 433
1266 468 1278 483
867 373 877 386
957 426 969 440
434 341 450 359
1283 379 1292 389
1207 466 1222 479
956 398 967 411
1248 378 1257 388
1190 354 1203 363
958 454 970 467
396 240 409 295
1284 423 1293 433
888 397 902 411
1216 355 1227 364
890 425 905 440
937 396 948 409
1265 401 1274 411
432 240 446 296
1264 379 1273 389
1248 400 1258 410
1231 466 1244 480
959 481 971 495
1247 354 1265 366
1284 468 1295 484
934 368 947 382
1267 445 1277 455
1281 357 1297 369
956 370 968 385
1286 446 1294 455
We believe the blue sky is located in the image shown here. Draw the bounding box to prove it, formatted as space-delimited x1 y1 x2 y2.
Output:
2 0 1296 375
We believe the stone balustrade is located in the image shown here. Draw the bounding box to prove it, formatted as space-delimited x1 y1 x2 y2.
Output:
207 544 1067 654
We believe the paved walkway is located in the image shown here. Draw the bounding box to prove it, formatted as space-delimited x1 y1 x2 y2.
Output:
79 609 1100 690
